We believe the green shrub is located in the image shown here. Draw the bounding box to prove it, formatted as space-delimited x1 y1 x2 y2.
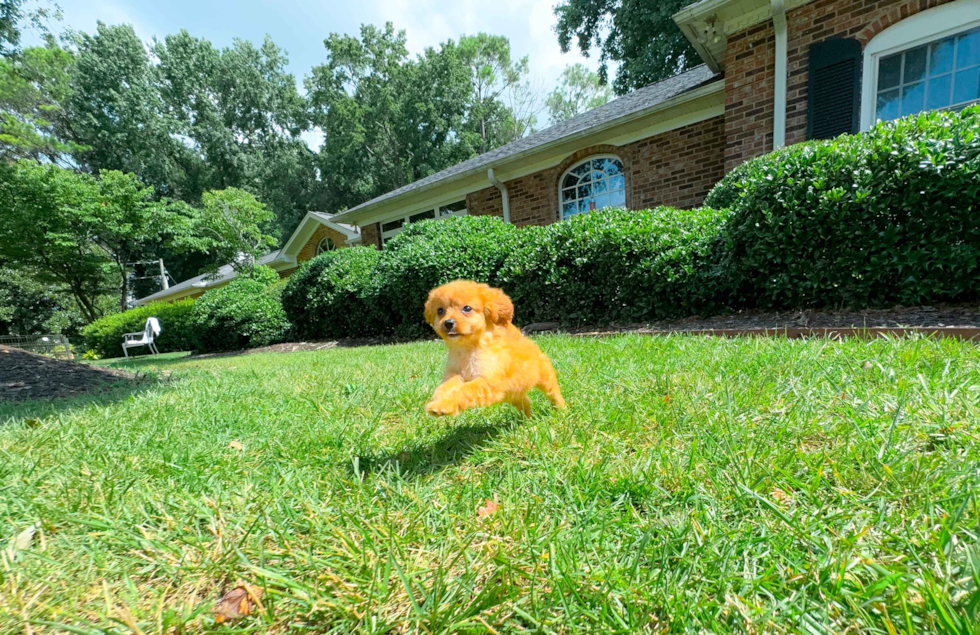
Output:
80 299 198 358
706 106 980 308
190 265 289 352
498 207 729 325
280 247 385 339
375 216 521 335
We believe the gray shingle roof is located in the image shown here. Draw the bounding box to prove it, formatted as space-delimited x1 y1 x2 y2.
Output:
337 65 720 219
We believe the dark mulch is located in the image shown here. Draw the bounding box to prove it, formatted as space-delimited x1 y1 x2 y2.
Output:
0 345 136 402
557 303 980 335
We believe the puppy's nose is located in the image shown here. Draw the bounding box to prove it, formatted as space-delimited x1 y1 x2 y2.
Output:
443 319 456 331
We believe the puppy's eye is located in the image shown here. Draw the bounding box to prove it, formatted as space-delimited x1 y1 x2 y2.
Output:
437 308 445 316
462 305 472 313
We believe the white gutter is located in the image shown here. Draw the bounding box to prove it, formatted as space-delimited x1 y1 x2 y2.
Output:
486 168 511 223
771 0 788 148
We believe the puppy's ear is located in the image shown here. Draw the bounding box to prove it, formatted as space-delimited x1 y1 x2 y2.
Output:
424 292 440 325
483 286 514 325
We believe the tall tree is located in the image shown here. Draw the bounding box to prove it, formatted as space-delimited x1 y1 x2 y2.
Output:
546 63 612 123
0 40 79 163
186 187 279 276
307 23 475 211
554 0 698 95
458 33 531 152
66 23 193 199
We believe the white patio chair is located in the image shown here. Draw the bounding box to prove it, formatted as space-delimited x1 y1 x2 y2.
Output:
122 317 161 358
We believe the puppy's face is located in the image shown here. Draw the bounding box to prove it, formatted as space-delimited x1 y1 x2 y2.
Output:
424 280 514 345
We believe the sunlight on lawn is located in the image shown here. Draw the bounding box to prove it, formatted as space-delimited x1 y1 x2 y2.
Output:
1 334 979 633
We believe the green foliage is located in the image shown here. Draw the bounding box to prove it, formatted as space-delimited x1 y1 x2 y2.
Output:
187 187 279 276
705 106 980 309
190 265 288 352
280 247 384 340
498 207 728 324
376 216 521 335
546 63 612 124
554 0 697 95
80 299 197 358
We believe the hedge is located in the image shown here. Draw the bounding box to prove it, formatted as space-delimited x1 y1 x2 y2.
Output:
80 299 197 358
190 266 290 352
280 246 384 339
374 215 521 335
498 207 729 325
705 106 980 309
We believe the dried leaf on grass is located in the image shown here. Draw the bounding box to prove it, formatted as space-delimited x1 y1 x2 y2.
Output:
214 584 263 623
4 522 39 563
477 499 499 518
228 440 243 451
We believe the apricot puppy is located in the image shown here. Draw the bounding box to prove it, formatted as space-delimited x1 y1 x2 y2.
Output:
424 280 565 417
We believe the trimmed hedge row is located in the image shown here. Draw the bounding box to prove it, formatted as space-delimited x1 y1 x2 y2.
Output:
705 106 980 309
81 299 198 358
190 266 290 353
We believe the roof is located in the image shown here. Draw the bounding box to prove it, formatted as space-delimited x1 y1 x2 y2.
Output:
333 65 721 223
136 211 361 306
137 250 287 305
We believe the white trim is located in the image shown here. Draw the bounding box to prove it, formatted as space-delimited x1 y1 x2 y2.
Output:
380 200 468 244
860 0 980 130
558 155 627 220
771 0 788 148
316 236 336 255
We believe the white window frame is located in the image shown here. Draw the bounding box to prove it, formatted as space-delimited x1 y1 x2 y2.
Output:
380 200 468 244
860 0 980 130
316 236 335 255
558 154 627 221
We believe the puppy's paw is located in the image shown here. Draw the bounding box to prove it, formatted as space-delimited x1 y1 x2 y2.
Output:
426 399 459 416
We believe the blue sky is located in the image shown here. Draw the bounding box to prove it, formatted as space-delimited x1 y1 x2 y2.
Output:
38 0 604 148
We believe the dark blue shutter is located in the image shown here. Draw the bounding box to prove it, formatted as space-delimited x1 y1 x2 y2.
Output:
807 38 862 140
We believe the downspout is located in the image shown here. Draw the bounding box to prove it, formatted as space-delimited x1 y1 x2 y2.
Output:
771 0 788 149
487 168 511 224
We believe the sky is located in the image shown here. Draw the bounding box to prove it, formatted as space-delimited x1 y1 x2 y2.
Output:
34 0 605 149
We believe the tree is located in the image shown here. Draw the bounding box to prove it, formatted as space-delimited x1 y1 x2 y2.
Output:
307 23 475 211
0 41 80 164
546 63 612 123
458 33 531 152
554 0 698 95
190 188 279 275
0 161 111 321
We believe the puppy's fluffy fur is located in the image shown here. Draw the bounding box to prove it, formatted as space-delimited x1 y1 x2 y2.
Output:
424 280 565 416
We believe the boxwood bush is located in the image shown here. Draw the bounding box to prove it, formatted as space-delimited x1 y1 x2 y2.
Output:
280 246 385 339
706 106 980 309
498 207 729 325
190 265 290 352
80 299 198 358
375 215 521 335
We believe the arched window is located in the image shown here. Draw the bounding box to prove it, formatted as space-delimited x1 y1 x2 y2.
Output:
861 1 980 130
559 156 626 220
316 236 335 254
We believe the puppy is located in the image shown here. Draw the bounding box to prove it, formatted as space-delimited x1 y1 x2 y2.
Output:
424 280 565 417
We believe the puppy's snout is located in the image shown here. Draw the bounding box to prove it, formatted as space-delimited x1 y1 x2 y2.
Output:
443 318 456 332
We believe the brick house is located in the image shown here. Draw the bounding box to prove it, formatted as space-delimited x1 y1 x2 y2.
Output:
136 212 360 305
141 0 978 304
331 0 979 245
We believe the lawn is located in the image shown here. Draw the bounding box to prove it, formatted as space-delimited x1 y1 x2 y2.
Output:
1 334 979 633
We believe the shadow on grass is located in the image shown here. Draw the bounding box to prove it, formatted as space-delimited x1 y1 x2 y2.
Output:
0 376 170 425
353 419 513 478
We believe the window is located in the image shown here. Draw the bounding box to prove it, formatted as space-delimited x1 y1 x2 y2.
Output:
380 200 468 243
862 2 980 129
316 236 335 255
559 156 626 221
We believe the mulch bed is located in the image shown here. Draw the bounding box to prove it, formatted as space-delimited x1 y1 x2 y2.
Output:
0 345 136 402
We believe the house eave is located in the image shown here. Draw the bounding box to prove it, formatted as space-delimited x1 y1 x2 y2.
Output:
332 80 725 227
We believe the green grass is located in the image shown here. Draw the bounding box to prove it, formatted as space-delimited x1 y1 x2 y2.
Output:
2 334 980 633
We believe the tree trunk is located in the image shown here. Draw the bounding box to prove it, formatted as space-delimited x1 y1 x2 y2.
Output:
118 262 129 312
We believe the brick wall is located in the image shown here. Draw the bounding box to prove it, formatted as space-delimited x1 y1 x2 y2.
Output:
361 222 381 249
463 116 726 226
295 225 351 263
725 0 956 170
